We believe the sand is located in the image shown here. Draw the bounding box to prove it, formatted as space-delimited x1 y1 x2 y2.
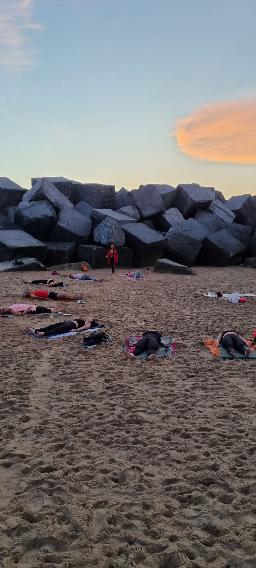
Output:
0 266 256 568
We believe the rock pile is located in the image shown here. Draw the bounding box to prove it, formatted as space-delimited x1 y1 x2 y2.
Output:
0 177 255 270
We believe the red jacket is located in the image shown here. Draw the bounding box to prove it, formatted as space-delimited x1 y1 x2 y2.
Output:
106 248 118 265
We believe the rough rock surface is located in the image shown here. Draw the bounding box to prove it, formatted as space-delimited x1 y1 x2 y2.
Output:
174 183 215 217
139 184 177 210
74 201 94 219
50 207 91 242
0 258 46 272
91 209 136 227
208 199 235 223
15 200 57 240
0 177 26 208
155 207 185 232
94 218 125 246
165 219 209 266
72 183 116 209
226 194 256 228
203 229 246 266
226 223 253 246
117 205 140 220
123 223 165 267
194 210 226 233
134 185 165 219
0 230 45 262
44 242 76 266
115 187 136 209
153 258 194 275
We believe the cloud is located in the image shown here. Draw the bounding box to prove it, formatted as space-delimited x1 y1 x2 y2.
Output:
0 0 42 69
176 97 256 164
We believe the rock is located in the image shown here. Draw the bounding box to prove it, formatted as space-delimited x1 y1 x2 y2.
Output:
32 177 73 200
247 231 256 256
153 258 195 275
117 205 140 220
0 258 46 272
115 187 137 209
76 244 133 268
139 184 177 210
91 209 136 227
72 182 116 208
226 222 253 246
143 219 156 230
74 201 94 218
194 210 226 232
15 200 57 240
123 223 165 267
214 189 226 203
174 183 215 217
226 194 256 228
2 206 17 225
243 257 256 268
0 213 15 229
203 229 246 266
155 207 185 232
134 185 165 219
208 199 235 223
0 230 46 262
94 218 125 246
165 219 209 266
23 179 73 212
44 242 76 266
50 207 91 242
0 177 26 208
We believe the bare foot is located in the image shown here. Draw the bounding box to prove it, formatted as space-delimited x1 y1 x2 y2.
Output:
125 352 135 359
147 353 156 361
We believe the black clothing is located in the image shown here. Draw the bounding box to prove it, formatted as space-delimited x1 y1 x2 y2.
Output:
35 320 76 337
74 319 85 328
111 255 115 273
48 291 58 300
33 306 52 314
31 279 64 287
221 332 247 356
134 331 163 356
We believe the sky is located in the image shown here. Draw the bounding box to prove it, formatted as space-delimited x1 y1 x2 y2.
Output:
0 0 256 197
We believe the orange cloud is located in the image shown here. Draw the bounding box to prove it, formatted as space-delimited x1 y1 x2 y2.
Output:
176 98 256 164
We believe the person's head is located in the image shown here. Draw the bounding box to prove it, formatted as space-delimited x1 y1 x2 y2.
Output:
0 307 10 315
216 291 223 298
22 289 30 298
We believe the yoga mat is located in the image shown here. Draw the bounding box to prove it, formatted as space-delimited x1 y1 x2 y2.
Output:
220 347 256 360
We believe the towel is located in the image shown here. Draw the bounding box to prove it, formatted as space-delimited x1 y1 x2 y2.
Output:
204 336 256 359
123 335 175 359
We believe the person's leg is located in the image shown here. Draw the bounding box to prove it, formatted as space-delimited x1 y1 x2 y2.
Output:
31 279 48 285
56 292 83 301
232 335 250 356
221 334 236 358
134 336 149 356
111 256 115 274
146 336 161 358
34 321 75 336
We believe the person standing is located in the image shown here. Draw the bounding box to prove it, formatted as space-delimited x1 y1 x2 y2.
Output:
106 243 118 273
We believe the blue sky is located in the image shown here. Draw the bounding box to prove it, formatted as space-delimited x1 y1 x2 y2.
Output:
0 0 256 196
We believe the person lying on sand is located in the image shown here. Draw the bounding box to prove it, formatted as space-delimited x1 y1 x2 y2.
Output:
22 289 84 301
0 304 55 316
23 278 64 287
217 330 251 359
126 331 168 360
24 318 103 337
69 273 104 282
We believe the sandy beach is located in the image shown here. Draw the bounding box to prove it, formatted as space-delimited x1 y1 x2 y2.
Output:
0 265 256 568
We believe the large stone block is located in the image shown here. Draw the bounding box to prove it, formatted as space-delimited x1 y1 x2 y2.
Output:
0 230 46 262
44 242 76 266
226 194 256 228
208 199 235 223
0 258 46 272
123 223 165 267
155 207 185 232
244 257 256 268
74 201 94 218
247 231 256 256
23 179 72 212
72 183 116 209
0 213 15 229
194 210 226 232
226 223 253 246
133 185 165 219
153 258 194 275
94 218 125 246
15 200 57 240
203 229 246 266
76 245 133 268
91 208 136 227
50 207 92 242
2 206 17 225
165 219 209 266
139 184 177 210
115 187 137 209
174 183 215 217
32 177 73 200
117 205 140 220
0 178 26 208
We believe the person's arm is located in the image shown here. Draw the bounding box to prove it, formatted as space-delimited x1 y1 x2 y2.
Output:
10 309 25 316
